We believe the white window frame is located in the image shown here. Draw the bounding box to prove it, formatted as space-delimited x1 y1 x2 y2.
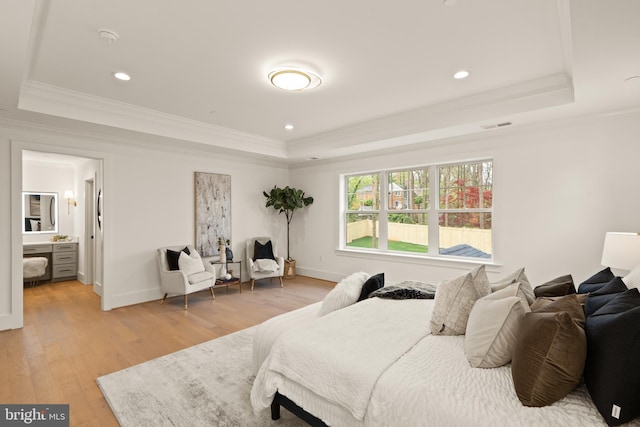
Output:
341 159 493 262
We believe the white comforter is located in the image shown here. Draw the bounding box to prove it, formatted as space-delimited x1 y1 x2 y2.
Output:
251 299 640 427
252 301 322 374
251 298 434 422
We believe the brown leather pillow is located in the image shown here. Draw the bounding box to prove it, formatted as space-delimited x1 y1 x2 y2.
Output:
533 274 575 298
511 295 587 407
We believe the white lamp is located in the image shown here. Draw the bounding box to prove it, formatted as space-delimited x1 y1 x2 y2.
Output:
601 232 640 271
64 190 76 214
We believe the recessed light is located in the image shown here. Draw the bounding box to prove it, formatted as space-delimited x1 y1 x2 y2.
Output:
453 70 470 79
284 124 294 130
443 0 459 6
114 72 131 81
268 67 321 91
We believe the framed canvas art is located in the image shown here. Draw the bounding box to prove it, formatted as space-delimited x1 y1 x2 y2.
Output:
195 172 231 257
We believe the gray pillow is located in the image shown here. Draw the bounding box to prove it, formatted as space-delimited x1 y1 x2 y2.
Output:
431 272 482 335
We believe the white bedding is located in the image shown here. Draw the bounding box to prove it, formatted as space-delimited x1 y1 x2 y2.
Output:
251 298 640 427
252 298 433 421
252 301 322 374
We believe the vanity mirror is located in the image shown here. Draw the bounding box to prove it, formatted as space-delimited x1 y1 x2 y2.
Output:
23 191 58 234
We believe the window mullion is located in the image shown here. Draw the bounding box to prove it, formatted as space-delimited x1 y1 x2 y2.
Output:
379 172 388 251
428 164 439 256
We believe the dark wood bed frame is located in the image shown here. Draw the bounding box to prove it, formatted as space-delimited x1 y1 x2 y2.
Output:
271 392 329 427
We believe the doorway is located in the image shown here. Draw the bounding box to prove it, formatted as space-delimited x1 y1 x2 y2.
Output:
10 144 108 330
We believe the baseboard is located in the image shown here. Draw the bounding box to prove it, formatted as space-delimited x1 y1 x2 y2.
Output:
295 267 343 283
77 272 87 284
94 281 104 296
0 312 21 331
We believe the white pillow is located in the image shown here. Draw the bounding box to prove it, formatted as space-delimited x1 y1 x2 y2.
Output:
491 267 535 304
319 271 370 316
465 284 529 368
178 251 205 276
623 264 640 289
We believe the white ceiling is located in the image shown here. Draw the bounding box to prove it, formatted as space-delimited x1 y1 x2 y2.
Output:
2 0 639 163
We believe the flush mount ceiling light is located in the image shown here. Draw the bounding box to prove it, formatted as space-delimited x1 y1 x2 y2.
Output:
114 72 131 81
268 67 321 91
453 70 470 79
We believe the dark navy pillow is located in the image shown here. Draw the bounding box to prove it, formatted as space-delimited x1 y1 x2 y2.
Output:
578 267 616 294
584 277 628 317
584 289 640 426
167 246 190 271
253 240 275 261
357 273 384 301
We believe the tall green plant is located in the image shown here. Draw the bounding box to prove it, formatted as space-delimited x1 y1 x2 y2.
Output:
263 186 314 261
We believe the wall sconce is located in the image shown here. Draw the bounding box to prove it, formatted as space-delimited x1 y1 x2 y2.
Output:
64 190 76 214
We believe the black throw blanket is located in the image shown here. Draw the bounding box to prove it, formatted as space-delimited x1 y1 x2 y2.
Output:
369 281 437 300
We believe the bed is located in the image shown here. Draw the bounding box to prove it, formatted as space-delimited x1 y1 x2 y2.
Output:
251 268 640 427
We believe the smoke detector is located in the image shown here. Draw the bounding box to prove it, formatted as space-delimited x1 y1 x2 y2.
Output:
98 29 119 44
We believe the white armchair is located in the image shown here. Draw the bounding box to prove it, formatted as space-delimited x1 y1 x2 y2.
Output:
157 245 216 310
246 237 285 291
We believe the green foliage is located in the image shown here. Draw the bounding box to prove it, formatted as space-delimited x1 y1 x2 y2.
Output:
263 186 314 260
388 213 415 224
263 186 314 215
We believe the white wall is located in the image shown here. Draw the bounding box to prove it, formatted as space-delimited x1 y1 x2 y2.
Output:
0 122 290 330
102 144 289 309
290 111 640 287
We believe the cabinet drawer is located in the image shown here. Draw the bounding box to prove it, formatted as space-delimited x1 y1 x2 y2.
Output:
53 252 76 264
24 244 52 254
53 243 77 253
53 263 77 278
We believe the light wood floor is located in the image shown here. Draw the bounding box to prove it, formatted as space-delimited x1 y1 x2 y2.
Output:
0 277 334 426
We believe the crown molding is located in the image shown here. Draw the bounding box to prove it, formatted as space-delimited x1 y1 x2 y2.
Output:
286 73 575 161
18 80 288 158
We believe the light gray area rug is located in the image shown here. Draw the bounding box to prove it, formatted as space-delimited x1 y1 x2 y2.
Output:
97 327 306 426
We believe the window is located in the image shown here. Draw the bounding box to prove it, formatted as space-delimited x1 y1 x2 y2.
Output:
344 160 493 259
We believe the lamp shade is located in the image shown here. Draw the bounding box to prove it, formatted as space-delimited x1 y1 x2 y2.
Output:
601 232 640 271
64 190 74 199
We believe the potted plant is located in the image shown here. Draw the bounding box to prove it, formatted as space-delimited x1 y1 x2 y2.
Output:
263 186 314 278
